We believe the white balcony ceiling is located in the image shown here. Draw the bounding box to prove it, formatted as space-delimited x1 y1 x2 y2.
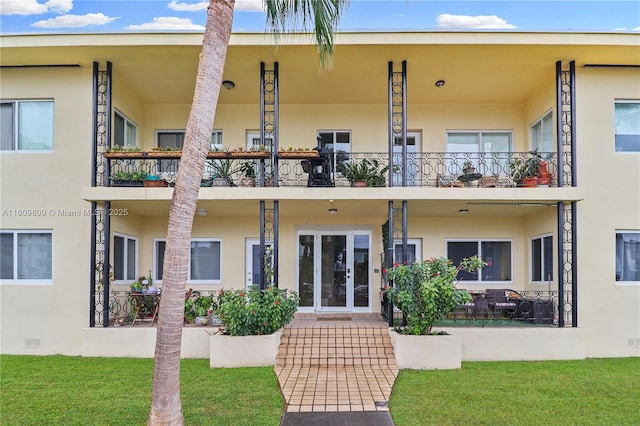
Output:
2 31 638 105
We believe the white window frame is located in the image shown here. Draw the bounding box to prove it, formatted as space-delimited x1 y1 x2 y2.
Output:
446 239 513 284
113 110 137 148
0 100 54 152
530 233 553 284
530 110 554 154
246 130 273 151
154 237 222 284
393 238 422 265
0 230 53 285
614 100 640 153
156 129 223 176
616 230 640 284
155 129 223 151
112 233 138 283
445 130 513 173
318 130 351 176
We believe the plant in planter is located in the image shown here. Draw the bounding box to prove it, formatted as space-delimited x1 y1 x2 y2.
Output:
511 150 542 187
184 292 218 325
385 256 486 335
110 170 147 187
239 160 256 187
338 158 389 187
204 157 241 187
462 161 476 175
215 285 299 336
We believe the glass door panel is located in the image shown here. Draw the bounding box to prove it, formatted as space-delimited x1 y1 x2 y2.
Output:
353 234 370 307
298 234 315 307
321 234 347 308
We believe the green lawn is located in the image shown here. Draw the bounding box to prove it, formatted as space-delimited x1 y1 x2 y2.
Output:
390 357 640 426
1 356 639 425
0 356 283 426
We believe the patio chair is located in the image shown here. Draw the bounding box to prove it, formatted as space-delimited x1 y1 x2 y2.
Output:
486 288 521 319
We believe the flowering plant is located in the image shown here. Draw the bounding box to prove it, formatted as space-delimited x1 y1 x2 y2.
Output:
215 285 299 336
386 256 485 335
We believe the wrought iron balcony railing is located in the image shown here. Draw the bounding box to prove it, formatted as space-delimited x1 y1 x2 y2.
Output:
100 151 559 188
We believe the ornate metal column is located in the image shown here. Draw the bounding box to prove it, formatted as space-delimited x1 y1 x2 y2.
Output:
90 61 112 327
260 62 278 185
260 201 278 289
259 63 279 289
556 60 577 327
388 61 407 187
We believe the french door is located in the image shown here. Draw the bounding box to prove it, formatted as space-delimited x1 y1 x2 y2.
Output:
245 238 273 289
392 131 421 186
297 230 371 311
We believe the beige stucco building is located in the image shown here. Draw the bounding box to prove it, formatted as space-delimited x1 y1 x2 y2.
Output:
0 30 638 359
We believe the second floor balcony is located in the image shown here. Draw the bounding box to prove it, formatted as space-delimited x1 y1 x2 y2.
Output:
100 150 561 190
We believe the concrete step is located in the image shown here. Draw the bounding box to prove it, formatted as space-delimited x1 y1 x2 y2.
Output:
276 320 395 367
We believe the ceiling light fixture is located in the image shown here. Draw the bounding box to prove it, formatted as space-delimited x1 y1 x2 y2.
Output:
458 209 469 215
435 79 445 87
328 199 338 215
196 208 208 216
222 80 235 90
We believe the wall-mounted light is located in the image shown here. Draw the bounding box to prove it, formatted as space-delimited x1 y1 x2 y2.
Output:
222 80 235 90
458 209 469 215
196 208 208 216
435 80 445 87
328 199 338 215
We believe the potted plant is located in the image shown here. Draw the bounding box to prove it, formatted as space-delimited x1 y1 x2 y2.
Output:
130 280 143 293
205 158 241 187
511 150 542 187
210 285 299 367
184 292 217 325
143 173 169 187
239 160 256 187
385 256 485 369
462 161 476 175
110 171 147 187
104 145 143 157
338 158 389 187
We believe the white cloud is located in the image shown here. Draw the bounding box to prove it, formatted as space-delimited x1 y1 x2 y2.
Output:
168 0 264 13
168 1 207 12
0 0 73 15
126 17 205 30
633 26 640 31
235 0 264 12
32 12 118 28
437 13 517 29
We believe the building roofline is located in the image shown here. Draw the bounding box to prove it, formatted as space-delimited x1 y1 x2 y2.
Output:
1 30 638 49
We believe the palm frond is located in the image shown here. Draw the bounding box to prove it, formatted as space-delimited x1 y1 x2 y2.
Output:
264 0 348 67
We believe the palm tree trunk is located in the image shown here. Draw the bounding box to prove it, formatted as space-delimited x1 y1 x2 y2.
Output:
148 1 234 424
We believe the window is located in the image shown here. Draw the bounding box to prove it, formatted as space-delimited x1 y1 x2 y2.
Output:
1 100 54 151
114 110 137 148
318 131 351 172
531 235 553 283
530 111 553 153
0 230 52 283
616 231 640 282
113 234 137 281
393 238 422 265
155 238 221 282
615 101 640 152
157 130 222 173
447 240 512 282
446 131 512 172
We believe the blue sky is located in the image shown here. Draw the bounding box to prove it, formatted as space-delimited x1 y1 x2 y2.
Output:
0 0 638 34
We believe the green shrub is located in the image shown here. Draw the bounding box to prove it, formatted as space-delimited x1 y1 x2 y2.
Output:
216 285 299 336
386 256 485 335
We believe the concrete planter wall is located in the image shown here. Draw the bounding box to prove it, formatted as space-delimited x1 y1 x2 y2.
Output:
389 329 462 370
210 330 282 368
